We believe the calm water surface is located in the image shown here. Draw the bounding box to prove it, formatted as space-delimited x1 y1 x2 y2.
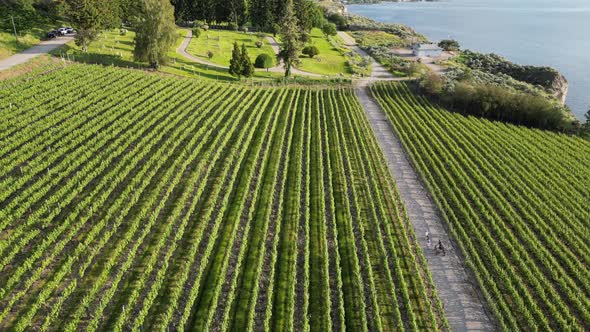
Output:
348 0 590 119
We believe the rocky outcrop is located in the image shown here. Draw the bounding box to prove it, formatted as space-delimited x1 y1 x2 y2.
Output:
318 1 347 15
550 73 569 105
460 50 569 104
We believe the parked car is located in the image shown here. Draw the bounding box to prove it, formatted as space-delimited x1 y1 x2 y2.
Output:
46 30 58 39
65 27 75 34
57 28 67 36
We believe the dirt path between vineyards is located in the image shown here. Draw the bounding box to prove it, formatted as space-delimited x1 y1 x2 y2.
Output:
342 30 494 331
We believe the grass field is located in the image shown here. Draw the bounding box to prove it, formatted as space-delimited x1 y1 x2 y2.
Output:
0 32 44 60
298 29 350 76
52 29 284 82
0 17 62 60
349 30 405 48
372 82 590 331
0 65 446 331
186 29 275 67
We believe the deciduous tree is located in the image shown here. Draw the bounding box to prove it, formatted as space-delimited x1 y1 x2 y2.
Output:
321 22 337 38
65 0 121 52
132 0 176 69
438 39 460 51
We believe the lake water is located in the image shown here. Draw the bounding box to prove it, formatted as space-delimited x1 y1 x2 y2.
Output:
347 0 590 120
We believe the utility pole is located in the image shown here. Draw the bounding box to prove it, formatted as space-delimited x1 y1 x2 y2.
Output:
11 16 19 45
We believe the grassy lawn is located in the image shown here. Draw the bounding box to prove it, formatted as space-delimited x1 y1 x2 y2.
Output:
49 28 348 84
53 28 285 82
186 29 276 67
297 28 350 76
0 19 62 60
349 30 406 48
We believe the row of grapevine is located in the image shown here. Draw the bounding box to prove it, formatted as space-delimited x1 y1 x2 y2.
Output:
372 81 590 331
0 64 446 331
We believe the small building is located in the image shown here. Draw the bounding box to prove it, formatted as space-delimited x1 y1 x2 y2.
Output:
412 43 443 58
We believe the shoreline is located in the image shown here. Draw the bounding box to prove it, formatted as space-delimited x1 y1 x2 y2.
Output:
344 1 582 118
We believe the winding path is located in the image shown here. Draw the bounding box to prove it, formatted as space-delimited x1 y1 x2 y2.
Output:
343 31 494 331
176 30 227 69
0 36 73 71
177 30 322 77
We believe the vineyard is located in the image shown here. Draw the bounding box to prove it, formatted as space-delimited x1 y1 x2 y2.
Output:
372 82 590 331
0 65 446 331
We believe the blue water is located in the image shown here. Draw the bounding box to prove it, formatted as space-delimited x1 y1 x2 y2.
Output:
348 0 590 120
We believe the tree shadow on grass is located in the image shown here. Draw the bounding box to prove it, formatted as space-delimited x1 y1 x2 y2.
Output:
167 55 237 82
48 43 275 82
52 44 139 68
117 40 134 47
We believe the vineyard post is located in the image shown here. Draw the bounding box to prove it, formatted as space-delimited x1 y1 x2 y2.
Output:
11 16 18 45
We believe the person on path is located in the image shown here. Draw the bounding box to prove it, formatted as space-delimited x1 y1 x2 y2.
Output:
437 240 446 256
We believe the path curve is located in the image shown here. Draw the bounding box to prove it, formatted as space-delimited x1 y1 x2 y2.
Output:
177 29 323 77
344 31 494 331
176 30 227 69
0 36 73 71
264 36 323 77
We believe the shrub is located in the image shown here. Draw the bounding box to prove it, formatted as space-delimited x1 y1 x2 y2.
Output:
418 77 573 131
207 50 214 59
272 23 280 37
327 13 347 29
438 39 460 51
202 24 209 31
322 22 337 38
229 22 238 31
240 26 248 33
419 72 444 95
119 28 127 36
302 45 320 58
255 32 266 40
255 41 263 48
254 53 274 71
192 27 201 38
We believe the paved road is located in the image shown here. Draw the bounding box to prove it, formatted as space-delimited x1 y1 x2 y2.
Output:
344 31 494 331
0 36 73 71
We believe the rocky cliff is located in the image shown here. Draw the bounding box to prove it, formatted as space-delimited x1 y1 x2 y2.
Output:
549 72 569 105
459 50 569 104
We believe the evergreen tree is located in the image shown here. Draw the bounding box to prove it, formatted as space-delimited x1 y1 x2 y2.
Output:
171 0 195 22
132 0 176 68
119 0 134 22
240 44 255 77
229 0 247 27
273 0 286 25
194 0 215 24
65 0 121 52
229 42 243 78
214 0 230 23
249 0 273 31
277 0 301 77
294 0 310 41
